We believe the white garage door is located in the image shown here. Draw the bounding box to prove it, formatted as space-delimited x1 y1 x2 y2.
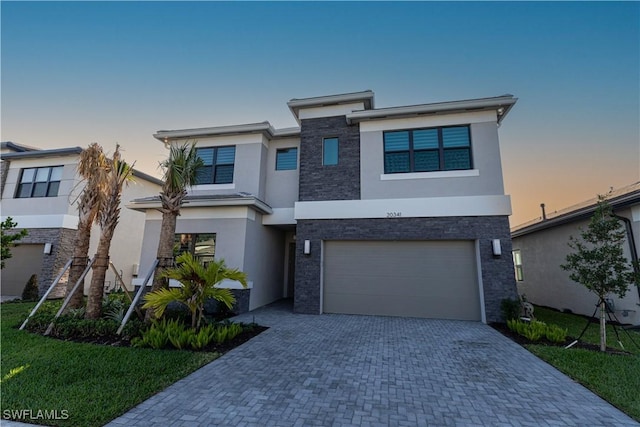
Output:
323 240 481 321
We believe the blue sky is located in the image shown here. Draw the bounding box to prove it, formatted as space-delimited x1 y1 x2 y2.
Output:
2 1 638 225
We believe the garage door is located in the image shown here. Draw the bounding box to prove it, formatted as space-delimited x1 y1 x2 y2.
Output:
1 244 44 297
323 240 481 321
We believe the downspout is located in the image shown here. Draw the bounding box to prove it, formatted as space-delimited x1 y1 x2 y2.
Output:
612 213 640 306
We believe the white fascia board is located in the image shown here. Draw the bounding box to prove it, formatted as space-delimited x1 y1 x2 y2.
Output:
0 214 79 230
360 111 496 133
294 195 512 220
262 208 296 225
154 122 275 142
142 206 254 221
298 103 366 121
347 96 517 125
287 90 375 123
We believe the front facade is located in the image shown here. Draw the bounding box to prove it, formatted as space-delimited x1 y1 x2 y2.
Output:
512 183 640 326
130 90 519 322
0 143 162 298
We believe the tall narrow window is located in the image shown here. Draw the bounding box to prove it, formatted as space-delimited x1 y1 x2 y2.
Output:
276 148 298 170
323 138 338 166
513 249 524 281
195 146 235 185
16 166 63 198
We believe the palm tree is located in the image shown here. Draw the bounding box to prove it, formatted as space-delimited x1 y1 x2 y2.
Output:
66 143 109 309
145 142 203 322
142 252 247 330
85 146 134 319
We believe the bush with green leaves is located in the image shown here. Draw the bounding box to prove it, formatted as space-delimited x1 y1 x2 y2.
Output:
132 318 247 351
21 274 39 301
501 298 521 321
507 319 567 343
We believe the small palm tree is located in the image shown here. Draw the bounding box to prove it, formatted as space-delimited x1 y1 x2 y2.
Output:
145 142 203 322
66 143 109 309
143 252 247 330
86 146 134 319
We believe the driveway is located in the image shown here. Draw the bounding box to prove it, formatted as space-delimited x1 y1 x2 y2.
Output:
107 301 638 427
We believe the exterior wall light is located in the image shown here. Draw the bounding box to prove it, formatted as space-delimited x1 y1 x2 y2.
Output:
492 239 501 257
304 240 311 255
44 243 52 255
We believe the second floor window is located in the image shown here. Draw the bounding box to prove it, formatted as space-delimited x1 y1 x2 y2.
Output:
384 125 472 174
195 146 235 185
323 137 338 166
276 147 298 170
16 166 63 198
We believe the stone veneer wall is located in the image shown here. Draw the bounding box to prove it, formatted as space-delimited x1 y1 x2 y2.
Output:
298 116 361 201
294 216 518 323
13 228 76 298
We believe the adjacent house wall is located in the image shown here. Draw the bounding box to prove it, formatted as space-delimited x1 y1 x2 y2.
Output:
512 209 640 325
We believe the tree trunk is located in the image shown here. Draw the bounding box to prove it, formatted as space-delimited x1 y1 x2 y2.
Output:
85 226 115 319
65 220 93 310
600 300 607 352
144 210 178 322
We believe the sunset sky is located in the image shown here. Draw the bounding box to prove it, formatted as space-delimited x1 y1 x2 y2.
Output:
2 1 638 226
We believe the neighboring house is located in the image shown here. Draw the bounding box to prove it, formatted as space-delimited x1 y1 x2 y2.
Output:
511 183 640 326
129 90 519 323
0 142 163 299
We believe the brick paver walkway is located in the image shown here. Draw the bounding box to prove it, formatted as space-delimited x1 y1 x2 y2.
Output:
102 301 637 426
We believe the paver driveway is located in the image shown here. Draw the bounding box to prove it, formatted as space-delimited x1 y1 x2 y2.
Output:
108 301 638 427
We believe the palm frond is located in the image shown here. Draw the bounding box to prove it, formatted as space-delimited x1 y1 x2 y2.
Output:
142 288 185 318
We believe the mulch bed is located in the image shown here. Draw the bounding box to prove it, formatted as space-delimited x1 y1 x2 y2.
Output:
490 322 632 356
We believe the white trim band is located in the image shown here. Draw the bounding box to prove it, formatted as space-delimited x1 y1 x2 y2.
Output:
380 169 479 181
294 195 512 220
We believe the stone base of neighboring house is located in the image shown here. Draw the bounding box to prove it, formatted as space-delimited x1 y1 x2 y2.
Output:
2 227 75 299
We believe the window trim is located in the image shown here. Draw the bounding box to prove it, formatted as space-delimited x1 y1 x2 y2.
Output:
15 166 64 198
275 147 298 171
383 125 473 174
195 146 235 185
322 137 339 166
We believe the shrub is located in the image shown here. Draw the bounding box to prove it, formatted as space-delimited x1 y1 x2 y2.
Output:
544 323 568 343
522 320 546 341
501 298 521 321
21 274 39 301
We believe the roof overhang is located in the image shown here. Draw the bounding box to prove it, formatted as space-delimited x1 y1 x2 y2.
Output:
0 147 83 160
287 90 374 123
153 122 300 145
346 95 517 125
511 185 640 238
127 193 273 215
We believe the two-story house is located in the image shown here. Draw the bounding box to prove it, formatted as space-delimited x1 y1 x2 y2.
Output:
129 90 519 323
0 142 162 299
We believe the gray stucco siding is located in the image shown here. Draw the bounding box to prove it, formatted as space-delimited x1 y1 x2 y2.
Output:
264 138 300 208
360 122 506 200
294 216 518 323
512 209 640 325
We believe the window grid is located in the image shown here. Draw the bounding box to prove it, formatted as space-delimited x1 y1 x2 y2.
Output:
383 126 472 174
276 148 298 171
195 146 235 185
16 166 64 198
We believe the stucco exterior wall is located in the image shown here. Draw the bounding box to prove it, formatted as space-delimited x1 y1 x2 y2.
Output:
512 209 640 325
264 138 300 208
243 214 285 310
360 120 505 200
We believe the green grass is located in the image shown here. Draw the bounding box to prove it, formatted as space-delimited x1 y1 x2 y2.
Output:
527 306 640 421
1 302 220 427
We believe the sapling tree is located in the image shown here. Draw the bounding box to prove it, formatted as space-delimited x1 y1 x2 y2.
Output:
561 196 640 351
1 217 28 269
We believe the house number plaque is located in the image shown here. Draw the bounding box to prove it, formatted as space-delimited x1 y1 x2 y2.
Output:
386 212 402 218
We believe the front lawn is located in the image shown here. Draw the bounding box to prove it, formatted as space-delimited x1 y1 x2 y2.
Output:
526 306 640 421
0 302 220 427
